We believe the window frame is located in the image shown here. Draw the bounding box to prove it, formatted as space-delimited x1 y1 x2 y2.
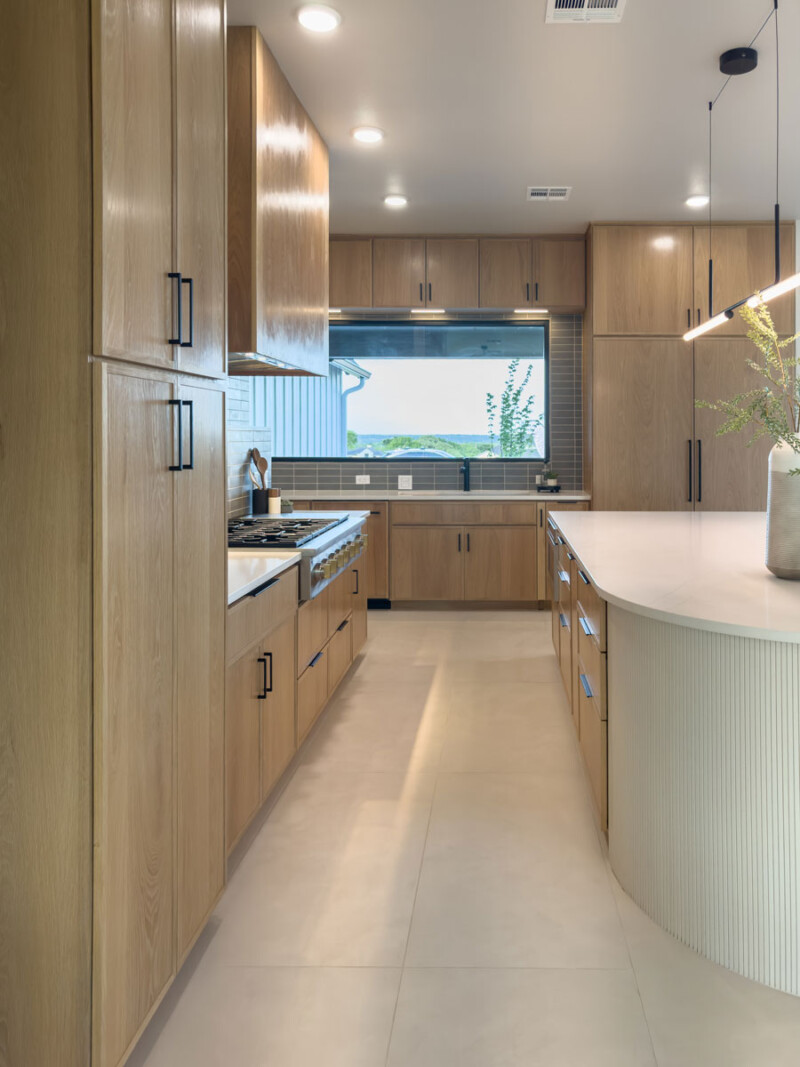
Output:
276 318 551 463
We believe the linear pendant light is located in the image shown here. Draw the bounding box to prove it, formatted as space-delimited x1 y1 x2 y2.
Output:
684 0 785 341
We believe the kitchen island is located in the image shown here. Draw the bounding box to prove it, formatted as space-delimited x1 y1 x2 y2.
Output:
550 511 800 996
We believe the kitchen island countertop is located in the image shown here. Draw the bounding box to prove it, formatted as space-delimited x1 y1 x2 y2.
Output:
228 551 301 605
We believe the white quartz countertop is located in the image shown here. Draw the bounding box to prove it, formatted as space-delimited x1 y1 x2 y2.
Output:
284 490 591 502
549 511 800 643
227 551 301 606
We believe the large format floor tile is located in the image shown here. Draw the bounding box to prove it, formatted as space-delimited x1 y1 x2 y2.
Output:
386 967 656 1067
129 609 800 1067
405 771 630 968
128 965 401 1067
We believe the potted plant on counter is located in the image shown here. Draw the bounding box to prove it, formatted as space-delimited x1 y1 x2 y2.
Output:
696 300 800 579
545 468 559 487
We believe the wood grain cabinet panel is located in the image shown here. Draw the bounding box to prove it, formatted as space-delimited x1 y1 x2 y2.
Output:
479 238 532 307
328 616 354 693
693 224 795 336
591 338 695 510
351 563 369 654
298 648 329 742
93 0 175 369
174 0 226 377
592 226 694 335
174 379 225 959
373 238 426 307
425 238 479 308
391 526 465 600
463 526 537 601
261 615 297 799
330 239 373 307
93 365 176 1067
227 26 329 374
297 583 330 672
693 338 772 511
532 237 585 309
225 641 264 852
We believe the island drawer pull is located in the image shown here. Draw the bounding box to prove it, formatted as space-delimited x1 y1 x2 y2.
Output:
578 570 590 585
567 551 575 561
579 616 594 637
250 576 279 598
337 618 350 632
559 612 568 628
579 673 593 699
257 655 269 699
309 651 324 668
558 569 570 584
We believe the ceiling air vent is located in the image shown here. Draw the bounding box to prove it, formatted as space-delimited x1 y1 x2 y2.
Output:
527 186 572 201
545 0 627 24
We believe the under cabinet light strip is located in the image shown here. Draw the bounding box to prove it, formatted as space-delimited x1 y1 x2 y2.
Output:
683 310 734 341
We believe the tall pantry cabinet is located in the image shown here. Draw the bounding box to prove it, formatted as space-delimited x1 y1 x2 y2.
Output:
1 3 227 1067
586 223 795 510
92 2 227 1066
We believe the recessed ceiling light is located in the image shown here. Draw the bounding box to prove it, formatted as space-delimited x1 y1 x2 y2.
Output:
297 4 341 32
383 194 407 208
685 194 710 209
351 126 384 144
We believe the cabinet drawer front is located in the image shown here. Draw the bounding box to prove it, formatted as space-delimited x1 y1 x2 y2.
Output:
577 639 607 721
327 568 351 637
297 584 330 673
575 568 607 651
390 501 537 525
297 647 328 743
327 615 353 694
578 676 608 829
227 566 299 663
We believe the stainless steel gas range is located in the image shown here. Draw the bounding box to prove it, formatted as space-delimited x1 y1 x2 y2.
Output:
227 511 369 601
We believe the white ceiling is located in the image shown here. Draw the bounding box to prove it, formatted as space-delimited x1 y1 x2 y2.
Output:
228 0 800 235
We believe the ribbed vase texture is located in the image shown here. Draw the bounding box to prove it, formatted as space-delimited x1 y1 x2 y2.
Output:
766 443 800 580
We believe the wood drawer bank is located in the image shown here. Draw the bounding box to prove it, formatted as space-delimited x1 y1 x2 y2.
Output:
549 517 608 831
225 558 368 852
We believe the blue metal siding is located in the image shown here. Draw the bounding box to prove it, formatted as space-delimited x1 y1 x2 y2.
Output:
251 367 344 456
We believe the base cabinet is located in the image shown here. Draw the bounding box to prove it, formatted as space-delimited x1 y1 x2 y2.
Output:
464 526 536 601
298 647 329 743
226 569 299 853
391 525 465 600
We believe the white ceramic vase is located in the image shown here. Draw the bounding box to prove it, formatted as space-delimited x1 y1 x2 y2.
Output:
766 441 800 580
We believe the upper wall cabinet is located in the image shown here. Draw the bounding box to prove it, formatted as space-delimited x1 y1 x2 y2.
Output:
479 239 532 308
692 224 795 336
533 237 585 309
425 239 479 308
592 226 694 336
329 239 373 308
93 0 226 378
227 27 329 376
372 238 427 308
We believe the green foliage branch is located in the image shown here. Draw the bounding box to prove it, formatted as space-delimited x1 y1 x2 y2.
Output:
486 358 544 458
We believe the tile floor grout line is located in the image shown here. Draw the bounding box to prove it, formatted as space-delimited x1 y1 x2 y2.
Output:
382 657 455 1067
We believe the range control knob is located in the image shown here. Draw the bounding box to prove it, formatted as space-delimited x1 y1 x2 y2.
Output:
322 557 334 578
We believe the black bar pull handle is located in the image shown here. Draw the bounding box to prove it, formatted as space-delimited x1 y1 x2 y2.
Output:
309 651 324 668
169 399 183 471
181 399 194 470
697 307 701 325
457 533 461 552
535 281 539 302
696 439 702 503
578 569 590 585
687 439 693 503
687 308 691 330
337 618 349 632
257 656 269 699
539 508 543 528
265 651 273 693
526 282 530 302
579 673 593 699
353 568 359 595
466 532 470 552
168 272 182 345
370 510 381 515
428 282 432 302
419 282 423 302
250 576 279 598
180 277 194 348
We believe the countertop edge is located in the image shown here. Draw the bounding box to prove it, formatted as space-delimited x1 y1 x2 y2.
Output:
227 553 301 606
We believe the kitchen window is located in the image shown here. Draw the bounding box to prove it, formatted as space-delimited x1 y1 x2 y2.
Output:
271 321 549 460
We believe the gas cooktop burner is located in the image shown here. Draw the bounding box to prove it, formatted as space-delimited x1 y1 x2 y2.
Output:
227 515 346 548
